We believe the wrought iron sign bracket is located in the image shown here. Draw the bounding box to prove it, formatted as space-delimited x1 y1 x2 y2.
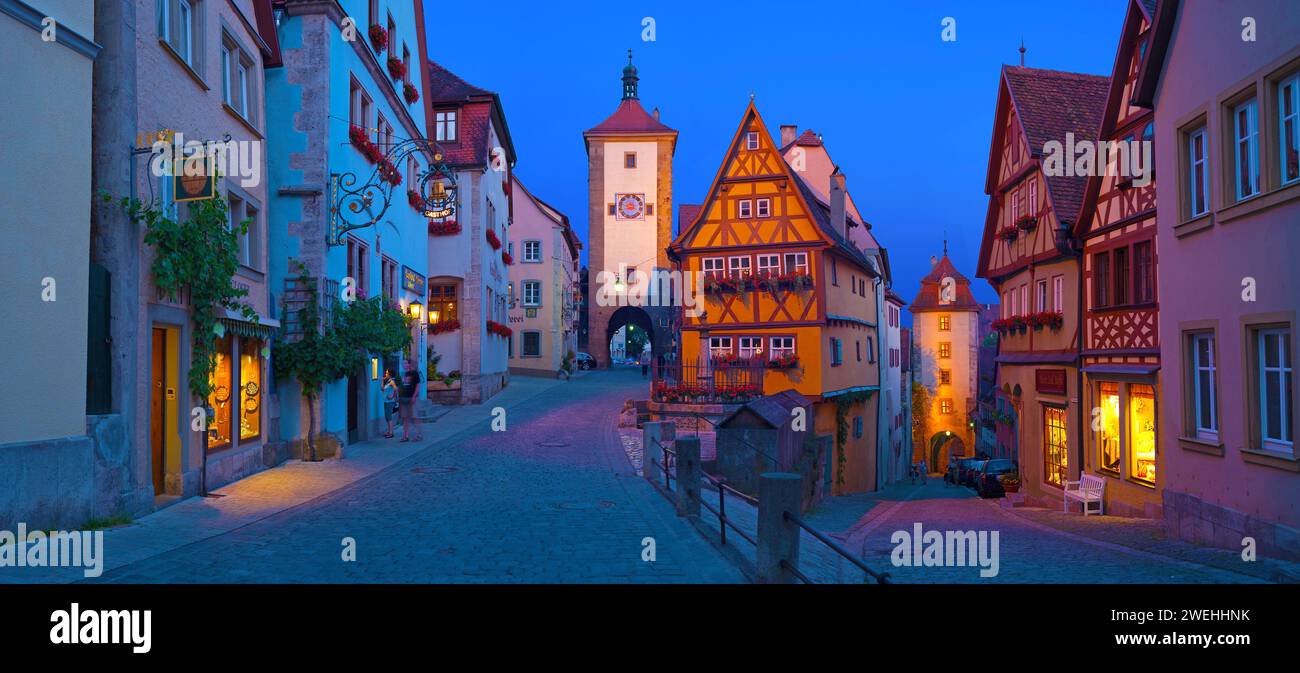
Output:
329 137 457 246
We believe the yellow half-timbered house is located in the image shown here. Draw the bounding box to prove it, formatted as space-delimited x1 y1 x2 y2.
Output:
668 101 882 493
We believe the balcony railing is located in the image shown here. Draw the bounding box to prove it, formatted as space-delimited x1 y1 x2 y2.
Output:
651 358 765 404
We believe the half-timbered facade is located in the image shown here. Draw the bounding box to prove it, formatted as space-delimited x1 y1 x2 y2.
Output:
977 65 1109 508
669 101 882 494
1076 0 1162 518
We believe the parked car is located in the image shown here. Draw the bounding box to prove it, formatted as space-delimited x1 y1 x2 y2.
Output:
960 460 988 487
574 352 596 370
944 457 975 485
976 459 1018 498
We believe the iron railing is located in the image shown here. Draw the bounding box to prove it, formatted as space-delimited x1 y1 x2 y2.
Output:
783 510 891 584
697 472 757 548
651 359 765 404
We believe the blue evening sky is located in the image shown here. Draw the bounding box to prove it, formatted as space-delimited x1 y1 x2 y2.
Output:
425 0 1127 314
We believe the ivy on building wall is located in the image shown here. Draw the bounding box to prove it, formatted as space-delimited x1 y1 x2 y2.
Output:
109 192 257 494
832 390 873 487
911 380 932 460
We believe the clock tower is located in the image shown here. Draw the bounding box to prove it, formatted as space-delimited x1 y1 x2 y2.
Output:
584 51 678 367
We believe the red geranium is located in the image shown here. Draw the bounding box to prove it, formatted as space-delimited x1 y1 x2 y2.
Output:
368 25 388 53
485 229 501 250
387 56 407 81
429 219 461 236
403 82 420 105
430 319 461 335
378 160 402 186
502 250 513 265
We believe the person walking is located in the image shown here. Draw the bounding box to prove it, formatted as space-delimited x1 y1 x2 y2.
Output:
399 359 424 443
381 370 398 438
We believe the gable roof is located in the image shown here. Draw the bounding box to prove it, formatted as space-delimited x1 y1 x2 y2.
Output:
1133 0 1178 107
586 98 676 135
718 390 812 428
910 255 981 312
252 0 282 67
999 66 1110 226
792 174 878 276
678 204 702 238
779 128 823 152
424 59 517 168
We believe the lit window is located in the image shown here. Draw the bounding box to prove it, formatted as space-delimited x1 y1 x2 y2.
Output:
207 335 234 450
938 342 951 358
239 337 262 441
939 369 951 385
940 398 954 414
1044 407 1069 487
1097 381 1121 474
428 284 458 325
938 315 950 331
1129 384 1157 484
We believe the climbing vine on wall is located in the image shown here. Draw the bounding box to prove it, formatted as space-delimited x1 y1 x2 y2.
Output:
832 390 873 487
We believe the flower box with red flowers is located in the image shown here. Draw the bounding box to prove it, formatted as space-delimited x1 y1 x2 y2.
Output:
407 189 423 211
485 229 501 250
430 319 461 335
368 25 388 53
386 57 406 81
403 82 419 105
378 160 402 186
1015 215 1038 232
703 275 741 296
767 353 799 370
502 250 513 265
997 227 1019 242
1029 311 1064 330
486 320 512 337
429 219 460 236
712 352 745 366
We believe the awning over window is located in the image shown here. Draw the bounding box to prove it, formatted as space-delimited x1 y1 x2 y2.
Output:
219 308 281 340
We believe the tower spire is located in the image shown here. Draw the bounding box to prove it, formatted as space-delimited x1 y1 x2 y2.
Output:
1019 38 1026 67
621 49 639 100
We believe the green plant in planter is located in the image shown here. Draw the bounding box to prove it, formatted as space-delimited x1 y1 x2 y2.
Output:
108 192 257 494
999 471 1021 486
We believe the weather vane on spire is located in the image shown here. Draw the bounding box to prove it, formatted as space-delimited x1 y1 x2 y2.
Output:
1019 38 1026 67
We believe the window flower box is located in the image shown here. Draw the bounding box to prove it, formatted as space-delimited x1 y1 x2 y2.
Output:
378 160 402 186
502 250 513 265
387 56 407 81
767 353 799 370
368 25 388 53
403 82 420 105
407 189 423 211
703 275 741 296
1015 215 1038 232
430 319 460 335
997 227 1019 242
486 320 512 337
349 125 384 165
429 219 460 236
485 229 501 250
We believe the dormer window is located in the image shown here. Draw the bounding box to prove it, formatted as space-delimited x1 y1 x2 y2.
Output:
746 132 759 150
435 109 457 142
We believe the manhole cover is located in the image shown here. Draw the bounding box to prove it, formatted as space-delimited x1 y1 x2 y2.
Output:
410 466 459 475
536 441 569 448
552 500 616 511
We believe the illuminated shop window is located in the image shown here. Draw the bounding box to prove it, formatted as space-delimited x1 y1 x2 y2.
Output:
1129 384 1157 484
207 335 234 450
1043 406 1068 487
240 337 262 441
1097 381 1120 474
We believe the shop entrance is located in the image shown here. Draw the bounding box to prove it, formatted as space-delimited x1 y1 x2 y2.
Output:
150 328 167 495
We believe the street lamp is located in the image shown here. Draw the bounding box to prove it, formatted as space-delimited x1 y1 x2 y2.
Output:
408 301 423 322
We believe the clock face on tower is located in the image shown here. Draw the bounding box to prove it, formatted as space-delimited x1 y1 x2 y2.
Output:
616 193 645 220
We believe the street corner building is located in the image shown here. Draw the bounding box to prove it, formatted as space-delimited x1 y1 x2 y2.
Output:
665 100 887 495
976 60 1110 511
421 57 517 404
1134 0 1300 559
506 176 581 378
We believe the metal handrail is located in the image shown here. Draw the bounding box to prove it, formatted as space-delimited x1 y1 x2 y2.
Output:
648 438 676 492
780 559 813 584
696 472 757 547
783 510 891 584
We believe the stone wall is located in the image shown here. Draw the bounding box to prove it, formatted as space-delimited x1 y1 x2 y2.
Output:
1163 489 1300 562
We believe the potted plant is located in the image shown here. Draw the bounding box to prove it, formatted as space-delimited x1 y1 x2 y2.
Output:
997 227 1019 242
403 82 420 105
502 250 513 265
485 228 501 250
999 472 1021 493
378 160 402 186
1015 215 1038 232
368 24 388 53
428 219 460 236
387 56 407 81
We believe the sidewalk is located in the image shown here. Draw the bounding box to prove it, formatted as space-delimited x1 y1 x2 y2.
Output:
1 375 571 584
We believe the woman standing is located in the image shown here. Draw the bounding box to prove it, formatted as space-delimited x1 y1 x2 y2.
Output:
381 370 399 438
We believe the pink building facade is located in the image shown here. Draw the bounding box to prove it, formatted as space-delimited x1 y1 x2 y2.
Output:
1136 0 1300 559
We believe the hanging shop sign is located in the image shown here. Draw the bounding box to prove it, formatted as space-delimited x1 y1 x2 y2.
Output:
402 265 426 296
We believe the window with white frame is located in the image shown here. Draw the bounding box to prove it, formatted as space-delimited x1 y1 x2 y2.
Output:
708 336 733 358
350 78 372 131
783 251 808 275
1003 289 1013 318
769 336 794 360
522 280 541 307
1279 73 1300 186
226 191 258 269
738 199 752 218
158 0 199 68
728 255 751 278
1187 126 1208 217
746 132 759 150
1255 327 1293 450
523 240 541 263
739 336 763 360
1036 279 1048 312
756 198 771 217
757 254 780 278
1027 177 1038 215
435 109 457 141
1019 285 1028 317
1052 275 1064 313
1233 99 1260 200
702 257 724 279
1188 332 1218 439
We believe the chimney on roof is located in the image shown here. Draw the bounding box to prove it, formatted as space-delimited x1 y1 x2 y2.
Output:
652 107 660 120
780 125 796 147
830 170 847 240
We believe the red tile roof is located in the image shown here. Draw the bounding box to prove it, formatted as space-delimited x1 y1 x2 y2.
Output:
1002 66 1110 225
424 60 515 168
910 255 981 312
425 59 493 101
678 204 702 234
585 98 676 135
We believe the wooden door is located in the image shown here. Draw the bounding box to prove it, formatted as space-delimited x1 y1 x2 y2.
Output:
150 328 166 495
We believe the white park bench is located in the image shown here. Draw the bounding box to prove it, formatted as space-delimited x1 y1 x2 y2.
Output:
1062 474 1105 516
